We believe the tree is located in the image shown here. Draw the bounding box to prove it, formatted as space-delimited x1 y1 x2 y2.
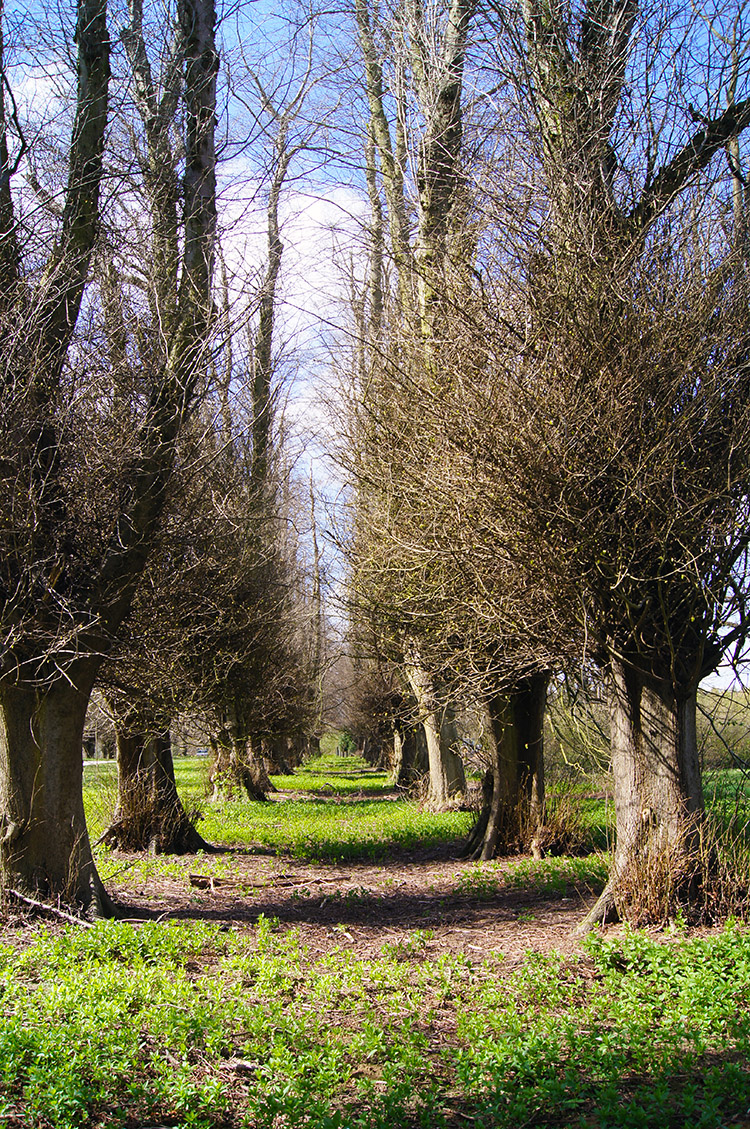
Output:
0 0 217 911
451 0 750 920
99 699 209 854
346 0 482 809
199 6 333 798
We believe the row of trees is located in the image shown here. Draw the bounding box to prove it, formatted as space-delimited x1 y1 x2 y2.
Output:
2 0 750 928
0 0 328 909
342 0 750 922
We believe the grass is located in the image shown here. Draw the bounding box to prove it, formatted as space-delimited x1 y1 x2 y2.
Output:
9 755 741 1127
453 855 611 900
84 755 471 864
1 917 749 1128
272 752 391 796
196 798 474 862
703 766 750 810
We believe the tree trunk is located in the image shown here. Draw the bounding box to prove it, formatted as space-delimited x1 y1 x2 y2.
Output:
209 713 274 802
466 674 547 861
0 680 115 915
581 657 704 929
242 737 275 799
209 734 233 800
262 735 295 776
405 661 466 809
102 725 210 854
391 720 429 791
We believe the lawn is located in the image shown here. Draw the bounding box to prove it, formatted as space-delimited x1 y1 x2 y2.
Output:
0 756 748 1129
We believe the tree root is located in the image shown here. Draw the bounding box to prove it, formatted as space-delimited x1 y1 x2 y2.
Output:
575 882 621 934
99 810 213 855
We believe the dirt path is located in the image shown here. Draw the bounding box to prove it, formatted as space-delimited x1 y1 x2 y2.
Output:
93 846 599 963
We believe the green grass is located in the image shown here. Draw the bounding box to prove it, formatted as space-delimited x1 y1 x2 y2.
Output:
453 855 610 900
84 756 469 862
704 766 750 808
195 798 473 861
12 757 750 1126
274 752 390 795
83 756 748 870
1 917 749 1128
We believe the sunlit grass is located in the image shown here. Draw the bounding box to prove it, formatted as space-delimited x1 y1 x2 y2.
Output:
2 917 749 1128
452 855 610 900
83 756 749 866
84 754 472 868
197 797 473 861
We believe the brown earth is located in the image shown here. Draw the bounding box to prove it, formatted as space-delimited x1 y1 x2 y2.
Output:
2 838 709 961
122 847 597 962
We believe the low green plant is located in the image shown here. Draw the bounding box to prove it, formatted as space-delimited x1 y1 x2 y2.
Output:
505 854 609 895
381 929 435 961
193 796 473 862
2 918 750 1128
453 862 502 900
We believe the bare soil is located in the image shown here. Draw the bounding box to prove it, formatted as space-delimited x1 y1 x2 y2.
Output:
0 845 602 962
114 846 600 963
1 788 727 956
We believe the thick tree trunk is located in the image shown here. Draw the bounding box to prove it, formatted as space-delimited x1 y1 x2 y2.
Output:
242 737 275 798
102 725 210 854
305 735 320 761
581 657 704 929
262 735 295 776
405 661 466 809
209 715 273 801
391 721 429 791
0 680 115 915
466 674 547 861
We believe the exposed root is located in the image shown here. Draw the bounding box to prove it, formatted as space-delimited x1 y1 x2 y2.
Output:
100 801 213 856
575 882 621 934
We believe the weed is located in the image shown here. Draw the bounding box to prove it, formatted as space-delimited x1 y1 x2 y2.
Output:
381 929 435 962
611 808 750 926
3 919 747 1128
505 855 609 895
453 863 502 900
192 796 473 862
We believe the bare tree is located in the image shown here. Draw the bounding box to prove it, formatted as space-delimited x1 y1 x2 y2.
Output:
0 0 217 911
452 0 750 921
347 0 480 809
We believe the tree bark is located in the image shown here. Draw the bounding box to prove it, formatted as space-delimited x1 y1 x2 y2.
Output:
581 656 704 928
262 735 296 776
405 660 466 809
102 724 210 854
466 674 547 860
0 0 217 908
0 680 115 915
391 719 428 792
209 713 274 802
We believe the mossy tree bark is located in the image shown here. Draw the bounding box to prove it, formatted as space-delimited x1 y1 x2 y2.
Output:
391 719 428 792
209 707 275 801
102 719 210 854
0 0 217 909
0 677 115 915
465 674 547 860
405 658 466 809
582 657 703 927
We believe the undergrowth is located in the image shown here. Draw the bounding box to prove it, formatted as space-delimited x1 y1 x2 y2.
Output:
1 918 749 1128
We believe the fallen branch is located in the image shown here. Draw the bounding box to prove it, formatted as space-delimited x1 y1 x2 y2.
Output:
188 873 357 892
9 889 94 927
